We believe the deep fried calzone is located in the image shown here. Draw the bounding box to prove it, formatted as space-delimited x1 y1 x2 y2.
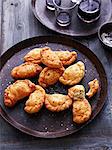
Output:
45 94 72 112
24 85 45 114
68 85 85 101
73 99 92 124
38 67 64 88
24 48 42 64
4 80 36 107
40 47 63 68
11 62 42 79
59 61 85 86
55 50 77 66
86 78 99 98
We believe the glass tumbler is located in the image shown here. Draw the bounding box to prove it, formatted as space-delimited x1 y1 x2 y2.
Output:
46 0 61 11
77 0 101 23
53 0 76 26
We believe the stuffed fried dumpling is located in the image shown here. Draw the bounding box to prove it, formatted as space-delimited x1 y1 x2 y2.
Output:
38 67 64 88
40 47 63 68
86 78 99 98
55 50 77 66
24 85 45 114
72 99 92 124
11 62 42 79
4 80 36 107
45 94 72 112
68 85 85 101
24 48 42 64
59 61 85 86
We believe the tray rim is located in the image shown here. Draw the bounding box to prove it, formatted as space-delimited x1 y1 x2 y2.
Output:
31 0 112 37
0 35 108 138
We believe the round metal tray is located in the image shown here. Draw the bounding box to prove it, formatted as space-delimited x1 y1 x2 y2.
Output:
31 0 112 36
0 36 107 138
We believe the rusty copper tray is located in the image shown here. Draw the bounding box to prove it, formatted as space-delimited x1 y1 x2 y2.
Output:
31 0 112 36
0 36 107 138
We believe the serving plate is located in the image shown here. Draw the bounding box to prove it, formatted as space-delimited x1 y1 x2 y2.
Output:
0 36 107 138
31 0 112 36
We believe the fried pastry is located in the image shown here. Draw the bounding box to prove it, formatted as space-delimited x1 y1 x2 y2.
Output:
86 78 99 98
72 99 92 124
38 67 64 88
68 85 85 101
59 61 85 86
40 47 63 68
24 85 45 114
45 94 72 112
4 80 36 107
11 62 42 79
24 48 42 64
55 50 77 66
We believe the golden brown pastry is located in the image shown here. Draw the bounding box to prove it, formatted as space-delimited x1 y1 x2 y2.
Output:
38 67 64 88
4 80 36 107
59 61 85 86
68 85 85 101
55 50 77 66
40 47 63 68
72 99 92 124
86 78 99 98
45 94 72 112
24 85 45 114
11 62 42 79
24 48 42 64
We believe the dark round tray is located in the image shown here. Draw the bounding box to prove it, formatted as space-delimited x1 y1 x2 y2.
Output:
0 36 107 138
31 0 112 37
